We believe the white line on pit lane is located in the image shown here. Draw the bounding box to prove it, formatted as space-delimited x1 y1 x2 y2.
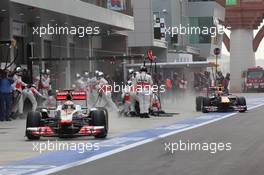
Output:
155 124 190 130
0 166 56 175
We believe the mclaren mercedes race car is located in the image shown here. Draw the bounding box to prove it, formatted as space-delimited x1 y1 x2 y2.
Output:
25 90 108 140
196 86 247 113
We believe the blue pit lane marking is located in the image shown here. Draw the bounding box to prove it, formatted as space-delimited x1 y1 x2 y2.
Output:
1 97 264 175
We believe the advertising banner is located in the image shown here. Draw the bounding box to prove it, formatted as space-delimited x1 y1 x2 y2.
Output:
107 0 126 11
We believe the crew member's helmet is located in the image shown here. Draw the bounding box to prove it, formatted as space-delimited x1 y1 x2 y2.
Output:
62 100 75 110
217 71 223 76
128 69 134 74
98 72 104 77
15 67 23 76
46 69 51 75
16 66 22 72
76 73 81 78
140 66 147 72
84 72 89 77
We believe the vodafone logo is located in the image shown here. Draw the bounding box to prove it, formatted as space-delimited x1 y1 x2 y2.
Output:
72 92 86 96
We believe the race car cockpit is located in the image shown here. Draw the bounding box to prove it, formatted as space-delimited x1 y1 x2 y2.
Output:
62 101 76 112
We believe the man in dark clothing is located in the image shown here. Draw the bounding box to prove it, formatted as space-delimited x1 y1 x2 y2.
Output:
22 69 32 84
223 73 230 94
216 71 225 86
172 72 180 91
0 70 14 121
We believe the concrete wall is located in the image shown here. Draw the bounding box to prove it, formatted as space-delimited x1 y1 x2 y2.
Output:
152 0 189 48
127 0 153 47
10 0 134 30
127 0 168 61
0 17 11 40
188 1 225 59
0 0 131 89
188 1 225 21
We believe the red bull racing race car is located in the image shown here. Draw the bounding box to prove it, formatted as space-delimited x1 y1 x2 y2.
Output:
196 86 247 113
25 90 108 140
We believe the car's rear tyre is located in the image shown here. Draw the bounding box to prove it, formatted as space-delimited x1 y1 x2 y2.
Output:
196 96 203 111
238 97 247 113
91 110 108 139
202 97 210 113
26 112 41 140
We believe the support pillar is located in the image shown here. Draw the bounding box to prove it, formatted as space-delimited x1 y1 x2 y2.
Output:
65 37 71 88
230 29 255 92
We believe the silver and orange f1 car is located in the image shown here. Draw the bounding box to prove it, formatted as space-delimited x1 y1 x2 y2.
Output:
25 90 108 140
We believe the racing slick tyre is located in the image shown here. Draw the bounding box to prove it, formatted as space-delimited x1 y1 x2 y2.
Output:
91 110 108 139
96 107 109 130
196 96 203 111
26 112 41 140
238 97 247 113
96 107 108 119
202 97 210 113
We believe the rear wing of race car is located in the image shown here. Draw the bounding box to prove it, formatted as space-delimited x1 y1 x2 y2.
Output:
56 90 87 101
56 90 88 107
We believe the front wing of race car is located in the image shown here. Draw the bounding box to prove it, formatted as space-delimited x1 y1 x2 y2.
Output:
26 125 106 138
203 104 247 113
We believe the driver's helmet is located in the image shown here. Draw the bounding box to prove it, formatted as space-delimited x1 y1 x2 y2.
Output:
62 101 76 110
215 86 224 96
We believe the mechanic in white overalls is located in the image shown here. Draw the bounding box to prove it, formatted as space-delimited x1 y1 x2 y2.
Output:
12 67 27 118
96 72 119 112
86 71 99 106
83 71 90 91
121 80 137 116
22 84 47 111
122 69 138 116
41 69 51 96
134 66 153 118
75 73 86 91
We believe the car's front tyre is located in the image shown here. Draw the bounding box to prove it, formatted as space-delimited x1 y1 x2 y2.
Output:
26 112 41 140
202 97 210 113
91 110 108 139
196 96 203 111
238 97 247 113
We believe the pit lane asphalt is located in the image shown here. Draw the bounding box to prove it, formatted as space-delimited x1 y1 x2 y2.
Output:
0 93 263 166
53 99 264 175
0 92 199 164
